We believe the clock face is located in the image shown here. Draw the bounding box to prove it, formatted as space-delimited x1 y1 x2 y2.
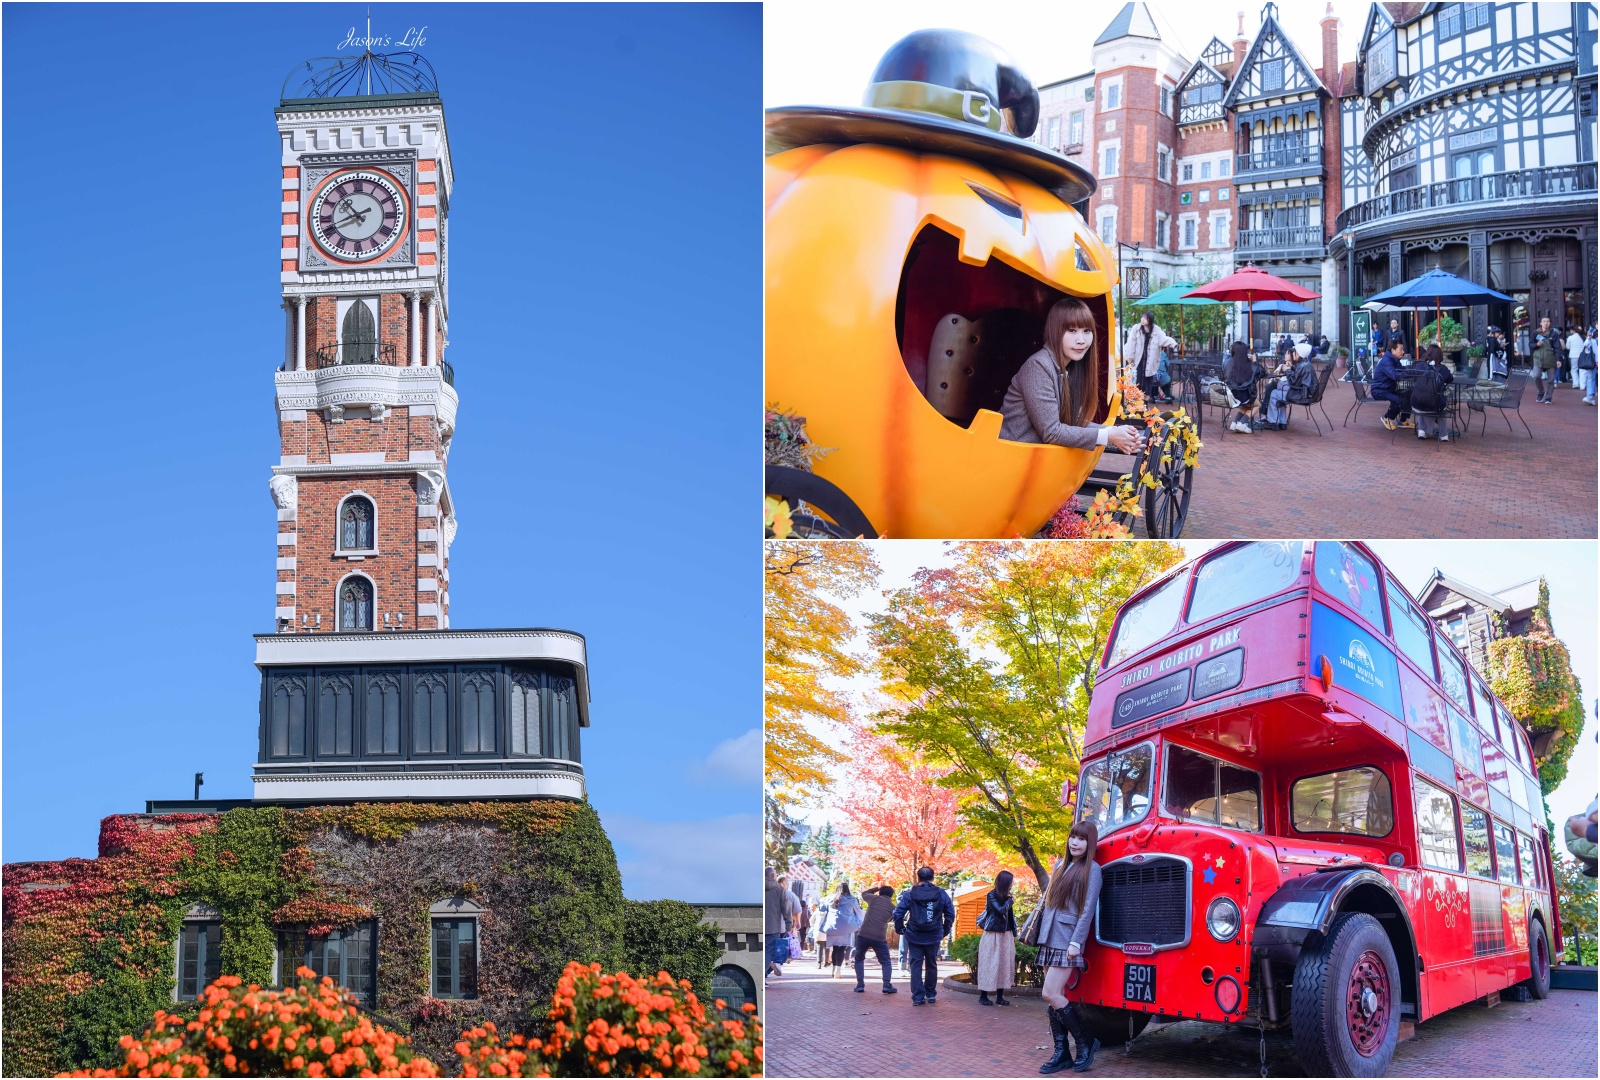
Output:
310 170 408 261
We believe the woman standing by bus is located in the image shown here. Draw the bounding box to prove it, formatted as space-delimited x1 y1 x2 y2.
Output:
1037 821 1103 1074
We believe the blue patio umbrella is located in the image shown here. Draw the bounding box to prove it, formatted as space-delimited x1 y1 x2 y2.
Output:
1365 267 1514 345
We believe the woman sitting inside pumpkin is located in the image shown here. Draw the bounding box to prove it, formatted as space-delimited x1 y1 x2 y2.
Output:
1000 297 1144 455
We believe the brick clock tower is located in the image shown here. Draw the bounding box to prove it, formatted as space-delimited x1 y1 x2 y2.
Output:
248 53 590 805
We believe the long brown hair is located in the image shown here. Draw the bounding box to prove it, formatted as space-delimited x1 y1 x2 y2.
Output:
1045 819 1099 912
1042 297 1100 427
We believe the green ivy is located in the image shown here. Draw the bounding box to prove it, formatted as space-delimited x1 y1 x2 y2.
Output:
180 807 297 986
1489 580 1586 796
622 899 724 1000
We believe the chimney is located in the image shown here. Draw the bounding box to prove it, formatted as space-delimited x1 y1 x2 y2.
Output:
1233 12 1248 69
1320 2 1340 88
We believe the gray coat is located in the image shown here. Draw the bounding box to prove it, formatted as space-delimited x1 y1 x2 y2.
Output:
999 348 1107 450
1038 861 1103 953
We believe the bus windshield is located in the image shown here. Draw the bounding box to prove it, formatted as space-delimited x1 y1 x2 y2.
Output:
1078 742 1155 834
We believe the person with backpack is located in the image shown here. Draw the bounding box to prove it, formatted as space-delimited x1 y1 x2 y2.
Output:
1409 344 1455 441
1038 821 1105 1074
975 871 1017 1007
1371 339 1414 431
852 885 899 994
1578 326 1596 405
893 866 954 1006
818 881 863 979
764 867 797 980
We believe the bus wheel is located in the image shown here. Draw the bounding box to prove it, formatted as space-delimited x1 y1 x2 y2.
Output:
1523 919 1552 999
1290 911 1398 1078
1074 1004 1150 1048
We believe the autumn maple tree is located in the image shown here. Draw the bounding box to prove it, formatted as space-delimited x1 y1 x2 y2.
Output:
764 541 880 801
869 541 1182 888
834 730 997 887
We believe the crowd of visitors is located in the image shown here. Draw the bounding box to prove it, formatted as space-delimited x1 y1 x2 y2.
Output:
764 820 1109 1074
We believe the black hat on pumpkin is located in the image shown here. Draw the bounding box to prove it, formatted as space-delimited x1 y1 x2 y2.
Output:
766 29 1096 206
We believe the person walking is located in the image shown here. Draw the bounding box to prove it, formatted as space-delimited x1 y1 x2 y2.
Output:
1532 317 1559 403
1037 822 1105 1074
1124 312 1178 402
852 885 899 994
893 866 955 1006
976 871 1017 1007
764 867 797 980
1566 324 1586 389
1578 326 1597 405
819 882 863 979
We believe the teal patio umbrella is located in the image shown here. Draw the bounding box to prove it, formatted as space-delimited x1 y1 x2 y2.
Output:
1136 281 1221 353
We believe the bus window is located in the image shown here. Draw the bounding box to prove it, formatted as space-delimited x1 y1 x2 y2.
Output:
1312 542 1385 627
1449 708 1483 777
1461 803 1493 878
1516 833 1537 887
1291 766 1393 837
1434 635 1471 713
1106 574 1187 666
1387 584 1437 679
1496 705 1519 761
1414 777 1462 872
1505 763 1530 811
1162 744 1262 831
1078 742 1155 834
1468 678 1493 730
1493 821 1519 883
1186 541 1303 625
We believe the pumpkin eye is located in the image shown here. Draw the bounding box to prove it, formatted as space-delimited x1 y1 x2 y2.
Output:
1075 239 1096 272
967 183 1025 233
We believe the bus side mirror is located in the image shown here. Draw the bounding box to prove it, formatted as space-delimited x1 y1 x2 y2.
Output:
1062 778 1077 808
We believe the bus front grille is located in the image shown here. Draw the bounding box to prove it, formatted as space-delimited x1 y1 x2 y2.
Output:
1097 856 1190 949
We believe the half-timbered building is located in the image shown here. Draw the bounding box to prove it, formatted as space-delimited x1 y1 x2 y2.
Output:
1330 2 1599 349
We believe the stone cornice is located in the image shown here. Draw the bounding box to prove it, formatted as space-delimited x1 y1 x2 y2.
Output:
275 364 458 427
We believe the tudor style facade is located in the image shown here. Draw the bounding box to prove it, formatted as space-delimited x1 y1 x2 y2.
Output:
1331 2 1599 348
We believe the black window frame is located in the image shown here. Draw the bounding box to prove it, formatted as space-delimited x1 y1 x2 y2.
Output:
410 666 453 756
338 575 375 632
457 666 500 756
431 917 480 1000
315 668 359 758
276 921 377 1006
265 669 312 760
178 919 223 1001
337 494 377 552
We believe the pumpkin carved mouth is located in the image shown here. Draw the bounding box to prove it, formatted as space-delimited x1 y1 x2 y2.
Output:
896 224 1111 430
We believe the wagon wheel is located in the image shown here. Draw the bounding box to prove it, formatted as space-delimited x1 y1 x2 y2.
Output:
765 465 879 539
1139 419 1193 539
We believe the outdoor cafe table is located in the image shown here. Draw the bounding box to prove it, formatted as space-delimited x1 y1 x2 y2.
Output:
1391 369 1482 439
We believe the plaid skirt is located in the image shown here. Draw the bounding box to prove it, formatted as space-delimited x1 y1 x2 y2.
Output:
1037 946 1089 971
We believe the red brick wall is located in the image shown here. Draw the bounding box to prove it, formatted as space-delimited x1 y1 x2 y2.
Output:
1176 124 1236 250
306 293 414 369
1090 65 1180 251
294 474 420 629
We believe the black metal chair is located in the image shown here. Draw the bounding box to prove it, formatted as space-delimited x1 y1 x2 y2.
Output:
1286 361 1337 436
1472 374 1534 438
1344 379 1374 427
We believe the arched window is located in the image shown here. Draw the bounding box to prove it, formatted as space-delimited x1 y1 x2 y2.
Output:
712 966 758 1019
508 669 541 756
341 301 377 364
459 669 497 754
339 496 375 551
339 576 373 631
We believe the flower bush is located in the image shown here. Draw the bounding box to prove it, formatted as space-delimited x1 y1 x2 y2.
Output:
1065 372 1201 539
59 970 440 1078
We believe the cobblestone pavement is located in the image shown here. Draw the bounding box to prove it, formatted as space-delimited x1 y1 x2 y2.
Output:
764 961 1598 1077
1142 370 1598 540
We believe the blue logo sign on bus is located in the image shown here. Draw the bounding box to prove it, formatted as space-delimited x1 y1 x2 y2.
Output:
1310 602 1402 716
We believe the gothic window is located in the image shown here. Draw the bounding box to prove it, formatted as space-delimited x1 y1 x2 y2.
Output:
508 669 542 756
340 301 377 365
459 669 497 754
178 920 222 1000
543 676 579 762
339 496 375 551
432 918 479 999
269 674 308 757
364 670 403 755
316 671 356 757
413 670 450 754
339 577 374 631
712 966 758 1019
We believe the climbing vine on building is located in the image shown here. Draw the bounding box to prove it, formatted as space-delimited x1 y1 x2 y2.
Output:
1488 580 1585 796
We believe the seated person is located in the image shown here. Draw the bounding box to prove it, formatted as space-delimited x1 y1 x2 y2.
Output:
1000 297 1143 453
1263 343 1317 430
1221 341 1265 435
1370 340 1414 430
1410 343 1456 442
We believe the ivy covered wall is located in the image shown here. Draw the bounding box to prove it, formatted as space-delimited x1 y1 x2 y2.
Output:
1488 580 1586 798
2 800 719 1076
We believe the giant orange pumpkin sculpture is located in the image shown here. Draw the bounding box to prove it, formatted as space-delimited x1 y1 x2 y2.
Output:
766 29 1121 539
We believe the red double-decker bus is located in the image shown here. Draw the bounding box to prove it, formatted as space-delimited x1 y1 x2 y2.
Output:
1068 540 1559 1078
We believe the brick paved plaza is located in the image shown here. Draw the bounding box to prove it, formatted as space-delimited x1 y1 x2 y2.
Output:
1160 370 1598 540
764 961 1598 1078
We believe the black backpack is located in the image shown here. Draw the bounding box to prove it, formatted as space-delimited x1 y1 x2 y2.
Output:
1410 365 1446 412
907 895 941 936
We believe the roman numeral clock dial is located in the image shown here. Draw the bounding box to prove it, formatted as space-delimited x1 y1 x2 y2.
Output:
310 170 407 261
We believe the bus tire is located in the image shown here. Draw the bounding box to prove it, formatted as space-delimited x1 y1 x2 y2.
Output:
1290 911 1399 1078
1073 1003 1150 1047
1523 918 1552 1000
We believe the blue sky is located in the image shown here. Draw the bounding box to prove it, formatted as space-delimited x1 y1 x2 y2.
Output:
1 3 761 901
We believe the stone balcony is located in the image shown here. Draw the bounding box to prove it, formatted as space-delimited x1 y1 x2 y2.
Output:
275 361 458 430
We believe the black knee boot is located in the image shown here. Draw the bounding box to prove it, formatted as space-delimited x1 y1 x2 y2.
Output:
1039 1007 1071 1074
1058 1004 1099 1072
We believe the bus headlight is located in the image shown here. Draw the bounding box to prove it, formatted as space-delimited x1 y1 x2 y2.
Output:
1206 897 1241 942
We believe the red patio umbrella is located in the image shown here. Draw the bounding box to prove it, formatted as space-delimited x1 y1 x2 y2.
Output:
1183 266 1320 356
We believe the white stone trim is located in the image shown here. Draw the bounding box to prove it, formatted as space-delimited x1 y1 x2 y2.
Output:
408 450 438 462
331 451 388 465
282 200 299 212
279 533 298 547
276 606 297 619
251 769 585 802
278 508 298 522
274 364 458 433
418 602 441 616
280 410 308 422
417 578 439 592
418 503 439 517
418 553 438 566
281 177 299 189
276 581 297 594
280 224 299 237
281 454 308 466
418 529 439 542
277 557 297 570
